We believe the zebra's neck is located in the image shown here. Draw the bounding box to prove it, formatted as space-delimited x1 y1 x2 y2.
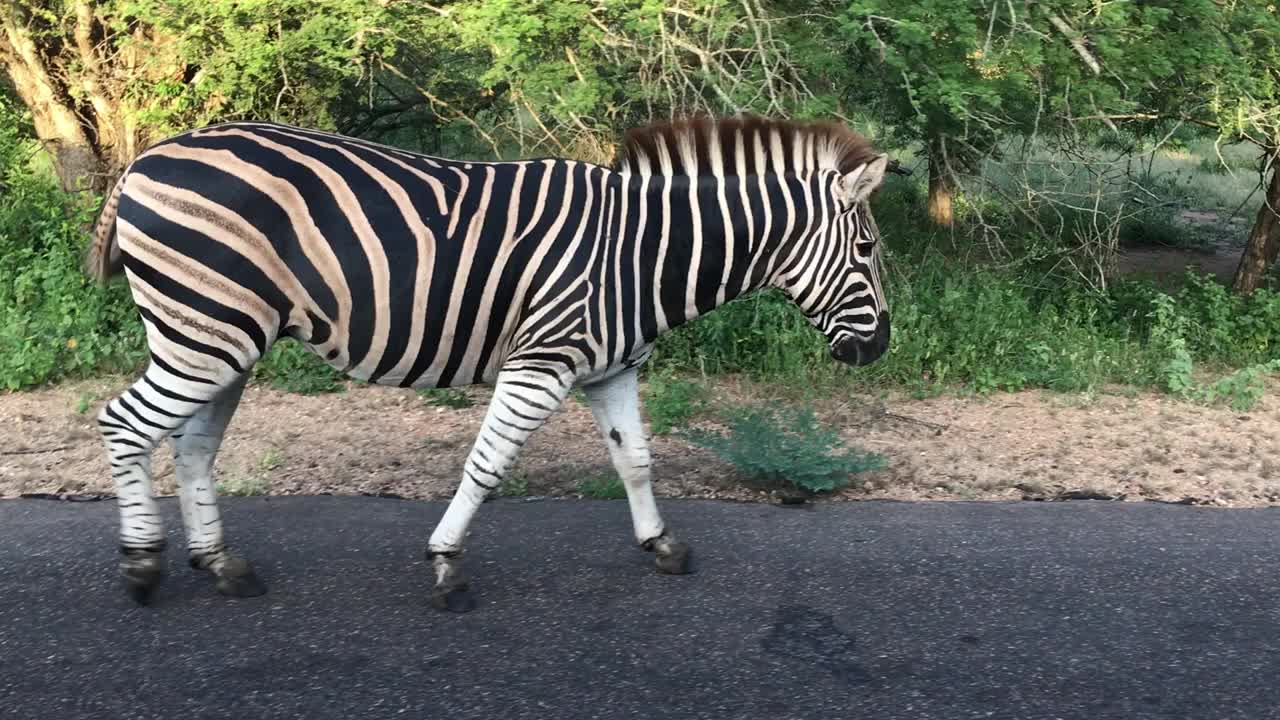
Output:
613 170 809 341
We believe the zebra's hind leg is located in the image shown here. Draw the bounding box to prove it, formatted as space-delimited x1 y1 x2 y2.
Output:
582 368 691 575
98 361 247 605
426 366 573 612
170 374 265 598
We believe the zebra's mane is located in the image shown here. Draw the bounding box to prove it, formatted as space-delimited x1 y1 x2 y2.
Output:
614 114 878 178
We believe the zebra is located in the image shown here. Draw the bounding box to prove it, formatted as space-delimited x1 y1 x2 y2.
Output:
84 114 893 611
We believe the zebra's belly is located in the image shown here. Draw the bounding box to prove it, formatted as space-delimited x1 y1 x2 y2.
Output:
305 342 501 389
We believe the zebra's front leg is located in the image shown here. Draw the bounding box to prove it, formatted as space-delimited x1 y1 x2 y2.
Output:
582 368 691 575
171 375 265 598
426 366 572 612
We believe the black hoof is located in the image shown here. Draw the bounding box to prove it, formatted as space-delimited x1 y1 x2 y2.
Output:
121 550 165 605
214 557 268 598
123 566 164 605
430 576 475 613
655 542 692 575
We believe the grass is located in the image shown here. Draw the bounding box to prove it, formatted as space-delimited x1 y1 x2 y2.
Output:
577 473 627 499
217 475 270 497
418 387 474 409
74 391 98 415
257 448 285 472
216 449 283 497
497 473 530 497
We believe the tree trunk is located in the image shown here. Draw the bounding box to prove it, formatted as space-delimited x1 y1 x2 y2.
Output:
1231 156 1280 294
0 2 154 193
927 138 955 228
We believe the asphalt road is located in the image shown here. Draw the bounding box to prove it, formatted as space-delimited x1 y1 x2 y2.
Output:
1 496 1279 720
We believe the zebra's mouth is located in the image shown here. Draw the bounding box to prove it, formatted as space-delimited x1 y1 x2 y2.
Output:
831 313 890 366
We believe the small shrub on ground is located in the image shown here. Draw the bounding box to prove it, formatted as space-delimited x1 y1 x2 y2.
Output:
257 448 285 472
643 370 708 434
216 450 282 496
74 391 99 415
680 404 886 495
497 474 530 497
217 475 270 497
577 473 627 499
1197 360 1280 411
418 387 474 409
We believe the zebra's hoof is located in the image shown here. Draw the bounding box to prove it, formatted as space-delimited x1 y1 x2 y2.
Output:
430 579 476 613
655 542 692 575
121 554 165 605
214 557 268 598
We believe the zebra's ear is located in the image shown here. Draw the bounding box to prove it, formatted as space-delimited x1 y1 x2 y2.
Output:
837 154 890 206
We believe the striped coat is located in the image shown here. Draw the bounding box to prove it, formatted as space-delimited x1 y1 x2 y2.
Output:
86 115 892 610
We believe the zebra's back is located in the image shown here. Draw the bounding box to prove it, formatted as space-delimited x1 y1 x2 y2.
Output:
114 122 613 388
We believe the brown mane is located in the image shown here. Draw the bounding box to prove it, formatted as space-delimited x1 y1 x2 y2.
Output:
614 114 879 178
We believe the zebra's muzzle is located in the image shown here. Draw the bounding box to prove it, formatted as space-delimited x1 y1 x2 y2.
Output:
832 313 890 366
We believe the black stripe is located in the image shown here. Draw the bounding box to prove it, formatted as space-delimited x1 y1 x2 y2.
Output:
136 305 244 375
143 372 208 401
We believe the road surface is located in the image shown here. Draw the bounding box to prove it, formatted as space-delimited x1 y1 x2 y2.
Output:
1 496 1278 719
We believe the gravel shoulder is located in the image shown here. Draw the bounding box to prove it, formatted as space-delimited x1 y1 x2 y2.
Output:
3 375 1279 506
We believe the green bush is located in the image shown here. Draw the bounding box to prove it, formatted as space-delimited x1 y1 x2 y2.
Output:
681 405 886 494
1197 360 1279 411
653 239 1280 398
642 370 708 434
0 112 147 389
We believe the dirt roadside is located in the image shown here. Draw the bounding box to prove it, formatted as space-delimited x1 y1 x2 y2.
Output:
3 376 1278 507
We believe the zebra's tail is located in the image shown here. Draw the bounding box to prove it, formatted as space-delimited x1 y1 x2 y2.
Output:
85 171 128 283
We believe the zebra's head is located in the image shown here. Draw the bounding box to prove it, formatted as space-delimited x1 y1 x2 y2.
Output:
615 114 893 365
777 153 892 367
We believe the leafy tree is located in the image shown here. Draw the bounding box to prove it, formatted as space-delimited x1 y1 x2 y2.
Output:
409 0 844 162
0 0 394 191
1030 0 1280 293
839 1 1049 226
840 0 1280 291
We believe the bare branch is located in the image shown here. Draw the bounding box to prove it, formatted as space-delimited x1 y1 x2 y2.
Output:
1045 12 1101 75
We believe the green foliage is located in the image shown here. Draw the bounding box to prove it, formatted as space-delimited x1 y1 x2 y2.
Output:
0 103 147 390
257 448 285 472
1197 361 1280 412
681 405 886 495
106 0 396 134
418 387 475 409
655 239 1280 399
577 473 627 500
217 474 269 497
254 342 344 395
642 370 708 435
1145 294 1196 396
497 473 530 497
840 0 1043 156
653 290 830 379
74 391 99 415
840 1 1280 154
409 0 842 159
